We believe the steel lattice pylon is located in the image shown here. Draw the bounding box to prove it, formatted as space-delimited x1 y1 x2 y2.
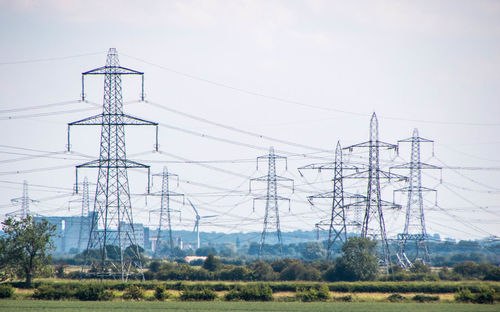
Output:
344 113 406 271
8 180 37 218
251 146 293 258
150 166 183 259
77 177 90 251
391 128 440 268
68 48 159 281
300 141 360 259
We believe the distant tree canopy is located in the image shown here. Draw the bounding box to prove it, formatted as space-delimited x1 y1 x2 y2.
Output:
0 216 55 285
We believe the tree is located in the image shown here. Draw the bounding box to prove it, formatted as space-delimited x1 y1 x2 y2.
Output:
334 237 378 281
203 254 222 271
196 247 217 256
300 242 326 260
250 261 277 281
1 216 55 285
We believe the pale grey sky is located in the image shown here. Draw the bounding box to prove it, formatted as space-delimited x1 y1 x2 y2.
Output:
0 0 499 240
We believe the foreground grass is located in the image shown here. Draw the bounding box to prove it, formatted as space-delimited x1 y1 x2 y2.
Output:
0 301 498 312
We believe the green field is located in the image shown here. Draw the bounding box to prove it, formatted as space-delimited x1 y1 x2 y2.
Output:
0 301 498 312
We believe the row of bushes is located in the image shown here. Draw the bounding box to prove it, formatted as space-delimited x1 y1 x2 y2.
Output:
32 283 115 301
6 279 500 294
2 283 498 303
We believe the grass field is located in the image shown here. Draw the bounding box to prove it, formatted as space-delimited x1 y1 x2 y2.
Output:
0 300 498 312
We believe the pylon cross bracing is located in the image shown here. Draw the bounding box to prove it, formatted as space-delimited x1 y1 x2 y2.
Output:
250 146 293 258
343 113 406 271
150 166 184 259
300 141 361 259
68 48 158 281
391 128 441 268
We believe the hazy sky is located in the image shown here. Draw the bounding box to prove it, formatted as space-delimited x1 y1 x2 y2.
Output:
0 0 499 241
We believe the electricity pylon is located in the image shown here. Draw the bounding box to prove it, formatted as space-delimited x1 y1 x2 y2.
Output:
78 177 90 251
68 48 158 281
391 128 440 268
343 113 406 271
8 180 37 218
250 146 293 258
299 141 361 259
150 167 184 258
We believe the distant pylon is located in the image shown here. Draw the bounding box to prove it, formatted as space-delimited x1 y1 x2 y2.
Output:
250 147 293 258
8 180 37 218
150 167 183 258
391 128 441 268
77 177 90 251
299 141 360 259
344 113 406 271
68 48 159 281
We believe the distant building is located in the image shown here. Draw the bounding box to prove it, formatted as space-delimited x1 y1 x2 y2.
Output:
34 215 146 253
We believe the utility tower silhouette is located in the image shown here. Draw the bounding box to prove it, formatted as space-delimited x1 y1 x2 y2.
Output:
391 128 440 268
78 177 90 251
344 113 406 270
68 48 159 280
250 147 293 257
150 167 184 258
8 180 37 218
299 142 361 259
67 177 90 251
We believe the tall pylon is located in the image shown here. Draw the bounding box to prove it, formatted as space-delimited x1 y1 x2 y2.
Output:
391 128 440 268
250 147 293 257
344 113 406 270
150 167 183 258
8 180 37 218
68 48 159 280
299 142 360 259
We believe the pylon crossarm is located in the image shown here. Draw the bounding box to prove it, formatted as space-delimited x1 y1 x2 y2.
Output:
148 191 184 197
69 114 103 126
398 137 433 144
343 140 397 151
394 186 437 193
342 169 406 181
83 66 144 76
390 162 441 170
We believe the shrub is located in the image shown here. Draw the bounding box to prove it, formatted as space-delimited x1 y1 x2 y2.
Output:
484 267 500 281
32 284 75 300
55 265 65 278
333 294 353 302
154 285 170 301
75 283 114 301
295 285 330 302
473 286 495 304
387 293 406 302
412 294 440 302
224 285 273 301
0 284 14 298
122 285 145 300
455 288 473 303
179 288 217 301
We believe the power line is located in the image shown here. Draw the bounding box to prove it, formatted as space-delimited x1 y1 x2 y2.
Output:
145 100 330 153
0 51 104 66
122 53 500 127
0 100 81 114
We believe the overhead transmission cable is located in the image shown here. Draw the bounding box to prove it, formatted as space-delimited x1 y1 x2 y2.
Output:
121 53 500 127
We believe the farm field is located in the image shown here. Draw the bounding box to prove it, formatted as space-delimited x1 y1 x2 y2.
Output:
0 300 499 312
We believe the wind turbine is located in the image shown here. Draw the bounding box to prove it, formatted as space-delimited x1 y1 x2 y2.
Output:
188 199 217 249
